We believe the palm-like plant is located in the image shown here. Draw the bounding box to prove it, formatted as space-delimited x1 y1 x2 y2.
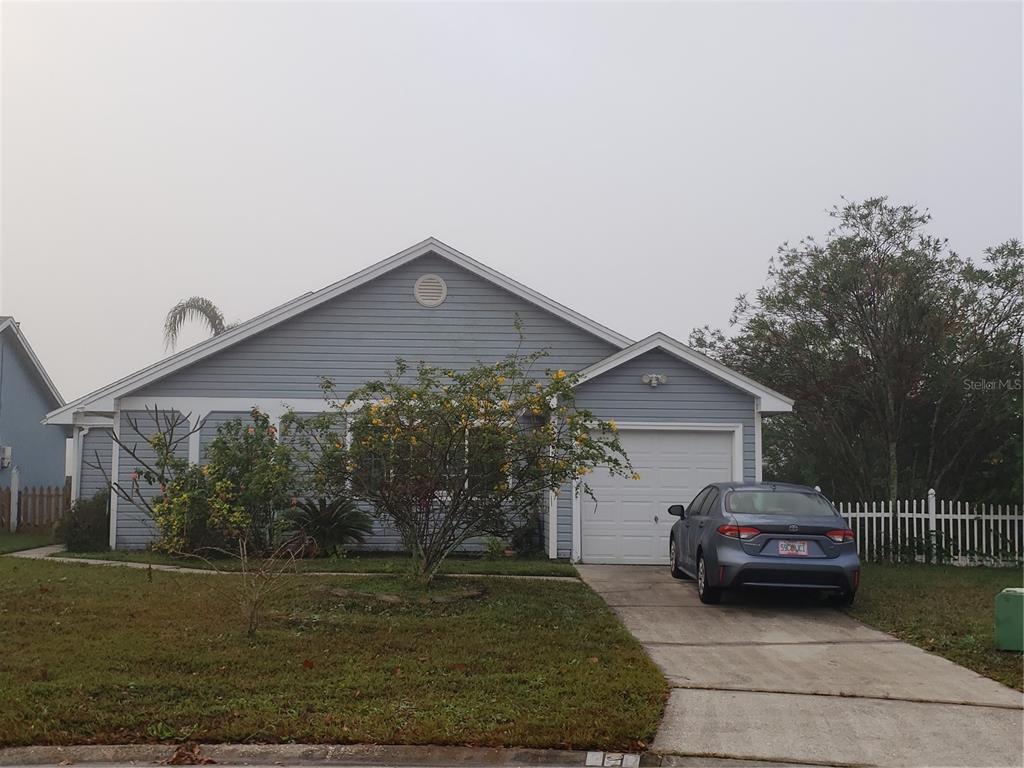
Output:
280 496 375 557
163 296 233 350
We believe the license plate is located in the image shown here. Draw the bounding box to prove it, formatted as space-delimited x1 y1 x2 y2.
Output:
779 540 808 556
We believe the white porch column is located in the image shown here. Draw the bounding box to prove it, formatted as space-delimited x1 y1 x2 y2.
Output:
108 411 121 549
571 479 582 563
547 487 558 559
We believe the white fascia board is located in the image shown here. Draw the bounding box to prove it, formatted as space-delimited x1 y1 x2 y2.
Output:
45 237 632 425
574 332 794 413
0 319 64 408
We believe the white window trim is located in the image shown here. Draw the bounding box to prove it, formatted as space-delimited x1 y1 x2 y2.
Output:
571 421 745 564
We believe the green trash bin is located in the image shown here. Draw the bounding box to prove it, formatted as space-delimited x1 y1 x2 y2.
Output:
995 587 1024 652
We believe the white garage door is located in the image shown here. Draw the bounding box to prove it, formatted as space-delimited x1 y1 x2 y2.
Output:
581 429 736 564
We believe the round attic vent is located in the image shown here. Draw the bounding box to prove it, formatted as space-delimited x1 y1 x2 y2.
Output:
414 274 448 307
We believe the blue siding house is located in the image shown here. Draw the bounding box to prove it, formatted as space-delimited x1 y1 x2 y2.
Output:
45 239 792 562
0 317 67 490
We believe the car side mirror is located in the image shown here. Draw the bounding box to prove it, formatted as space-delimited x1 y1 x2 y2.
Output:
668 504 686 518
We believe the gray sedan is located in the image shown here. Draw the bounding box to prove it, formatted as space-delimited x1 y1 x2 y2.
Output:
668 482 860 605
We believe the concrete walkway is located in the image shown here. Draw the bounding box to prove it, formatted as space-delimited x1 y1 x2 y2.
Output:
577 565 1024 768
6 545 578 581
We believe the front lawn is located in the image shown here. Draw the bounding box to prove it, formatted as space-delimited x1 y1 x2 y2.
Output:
850 563 1023 690
0 530 53 554
0 558 665 748
56 550 578 577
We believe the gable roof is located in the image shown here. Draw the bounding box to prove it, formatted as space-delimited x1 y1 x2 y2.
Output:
44 238 633 424
0 317 65 408
574 332 794 413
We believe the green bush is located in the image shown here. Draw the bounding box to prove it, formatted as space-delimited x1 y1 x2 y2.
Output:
147 409 296 555
57 491 110 552
279 496 373 557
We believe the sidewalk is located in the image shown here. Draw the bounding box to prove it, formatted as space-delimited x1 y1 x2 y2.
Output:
6 546 577 581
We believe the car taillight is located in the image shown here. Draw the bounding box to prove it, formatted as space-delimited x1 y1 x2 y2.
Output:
717 524 761 540
826 529 855 543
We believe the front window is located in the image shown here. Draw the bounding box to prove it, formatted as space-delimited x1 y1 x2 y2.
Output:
726 490 836 516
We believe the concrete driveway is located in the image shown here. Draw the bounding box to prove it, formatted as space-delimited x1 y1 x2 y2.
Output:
577 565 1024 768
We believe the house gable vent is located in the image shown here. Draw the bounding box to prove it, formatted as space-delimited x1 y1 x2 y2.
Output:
414 274 448 307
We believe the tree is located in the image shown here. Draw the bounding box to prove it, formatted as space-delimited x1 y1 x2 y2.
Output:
163 296 234 350
690 198 1022 503
330 351 633 583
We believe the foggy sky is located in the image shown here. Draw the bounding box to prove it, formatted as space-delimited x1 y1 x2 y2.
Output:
2 1 1021 402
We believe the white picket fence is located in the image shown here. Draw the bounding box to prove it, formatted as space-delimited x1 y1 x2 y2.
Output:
834 489 1023 565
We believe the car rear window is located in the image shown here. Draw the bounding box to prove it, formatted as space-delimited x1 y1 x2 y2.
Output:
726 490 836 516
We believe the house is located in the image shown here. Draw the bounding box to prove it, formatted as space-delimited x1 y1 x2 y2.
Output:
44 238 792 562
0 317 68 490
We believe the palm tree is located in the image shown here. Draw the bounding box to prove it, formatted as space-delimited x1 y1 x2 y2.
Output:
163 296 233 350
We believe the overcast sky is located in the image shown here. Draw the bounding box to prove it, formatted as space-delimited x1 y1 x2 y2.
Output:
2 1 1021 402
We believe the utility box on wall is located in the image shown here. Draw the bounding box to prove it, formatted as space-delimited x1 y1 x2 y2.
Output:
995 588 1024 651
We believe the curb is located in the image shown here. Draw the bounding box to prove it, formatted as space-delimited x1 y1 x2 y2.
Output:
0 744 597 767
0 745 822 768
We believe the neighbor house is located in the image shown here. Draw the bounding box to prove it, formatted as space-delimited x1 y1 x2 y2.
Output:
44 238 792 562
0 317 68 490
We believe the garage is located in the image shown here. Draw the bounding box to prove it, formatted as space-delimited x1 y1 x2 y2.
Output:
579 428 737 564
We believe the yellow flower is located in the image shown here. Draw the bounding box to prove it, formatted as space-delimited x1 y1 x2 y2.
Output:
553 369 566 381
577 466 588 476
497 376 506 385
607 419 618 433
631 472 641 481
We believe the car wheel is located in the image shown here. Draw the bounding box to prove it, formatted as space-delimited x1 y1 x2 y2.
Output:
696 553 722 604
670 540 689 580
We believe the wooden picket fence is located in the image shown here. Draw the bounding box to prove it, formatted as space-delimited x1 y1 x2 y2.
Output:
1 481 71 531
835 490 1023 566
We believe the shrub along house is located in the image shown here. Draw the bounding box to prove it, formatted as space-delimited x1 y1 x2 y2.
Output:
44 238 792 563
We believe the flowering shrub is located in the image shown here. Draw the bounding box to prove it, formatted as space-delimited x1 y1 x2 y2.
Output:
334 349 633 582
148 408 295 554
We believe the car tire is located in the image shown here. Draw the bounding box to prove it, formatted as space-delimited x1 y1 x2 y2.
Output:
828 591 855 607
670 540 689 580
696 553 722 605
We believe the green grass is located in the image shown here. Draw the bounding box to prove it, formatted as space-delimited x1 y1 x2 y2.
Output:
850 563 1023 690
0 530 54 554
57 549 578 577
0 558 665 748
